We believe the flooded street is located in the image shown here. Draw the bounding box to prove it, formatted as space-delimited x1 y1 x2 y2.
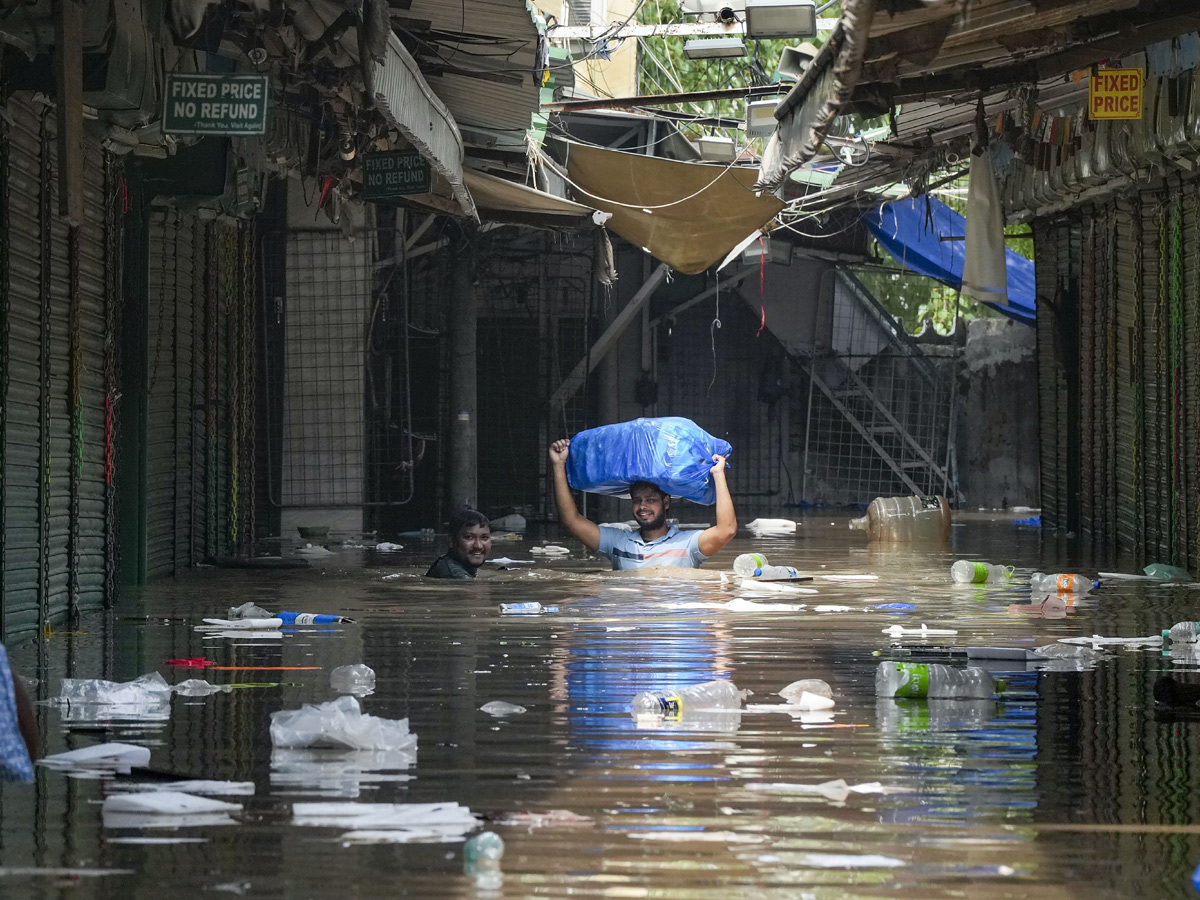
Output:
4 513 1199 899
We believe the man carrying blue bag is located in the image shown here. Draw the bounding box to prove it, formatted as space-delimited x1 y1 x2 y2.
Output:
548 417 737 570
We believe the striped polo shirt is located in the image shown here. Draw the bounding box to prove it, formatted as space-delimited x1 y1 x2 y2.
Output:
597 524 708 570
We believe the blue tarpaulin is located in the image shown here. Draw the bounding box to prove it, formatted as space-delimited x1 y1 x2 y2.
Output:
863 196 1035 324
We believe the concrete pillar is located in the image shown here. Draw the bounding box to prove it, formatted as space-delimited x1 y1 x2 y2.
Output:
448 233 477 512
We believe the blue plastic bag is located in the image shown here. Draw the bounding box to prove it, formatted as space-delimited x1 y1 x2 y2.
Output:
566 417 732 505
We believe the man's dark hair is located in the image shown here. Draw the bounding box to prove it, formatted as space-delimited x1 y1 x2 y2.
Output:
628 481 667 499
448 507 490 539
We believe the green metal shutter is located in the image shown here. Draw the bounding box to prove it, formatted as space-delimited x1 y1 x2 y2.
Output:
1114 194 1141 557
1034 219 1068 532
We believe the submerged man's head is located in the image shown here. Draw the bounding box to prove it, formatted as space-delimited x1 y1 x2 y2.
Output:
448 507 492 569
629 481 669 532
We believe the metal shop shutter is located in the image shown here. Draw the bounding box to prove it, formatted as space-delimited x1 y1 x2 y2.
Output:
1033 219 1067 532
0 94 113 634
145 207 197 578
1113 194 1142 558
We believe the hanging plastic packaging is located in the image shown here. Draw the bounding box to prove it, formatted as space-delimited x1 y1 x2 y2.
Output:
566 417 732 505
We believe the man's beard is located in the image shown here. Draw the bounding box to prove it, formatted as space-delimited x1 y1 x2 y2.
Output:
637 509 667 532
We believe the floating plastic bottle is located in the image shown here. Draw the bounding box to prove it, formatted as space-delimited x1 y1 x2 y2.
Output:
849 495 950 543
1030 573 1096 594
499 602 559 615
329 664 376 695
631 680 742 718
464 831 505 862
754 564 802 581
950 560 1014 584
733 553 768 578
875 661 1001 699
1162 621 1200 643
877 697 995 733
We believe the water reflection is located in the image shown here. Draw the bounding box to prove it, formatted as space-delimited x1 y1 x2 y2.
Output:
3 516 1200 898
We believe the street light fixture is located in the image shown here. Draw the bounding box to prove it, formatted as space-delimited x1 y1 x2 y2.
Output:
682 37 748 59
745 0 817 39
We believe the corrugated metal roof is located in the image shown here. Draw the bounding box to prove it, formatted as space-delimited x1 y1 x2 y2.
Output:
374 32 477 220
401 0 544 142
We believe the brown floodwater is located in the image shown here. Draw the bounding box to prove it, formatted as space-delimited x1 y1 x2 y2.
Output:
3 512 1200 899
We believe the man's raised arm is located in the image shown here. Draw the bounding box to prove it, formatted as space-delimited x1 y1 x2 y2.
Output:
549 439 601 552
697 454 736 557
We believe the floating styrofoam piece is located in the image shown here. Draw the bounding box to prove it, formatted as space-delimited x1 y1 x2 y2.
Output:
817 574 879 582
38 743 151 773
1058 634 1162 649
375 542 403 551
291 801 477 833
480 701 527 716
745 518 797 536
486 557 535 565
726 598 808 611
883 624 958 637
107 780 255 796
743 779 887 802
530 545 570 555
102 792 243 815
197 617 283 630
102 811 239 829
270 695 418 752
737 579 818 595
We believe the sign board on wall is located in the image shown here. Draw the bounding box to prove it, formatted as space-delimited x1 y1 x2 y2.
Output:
1089 68 1143 120
363 150 431 200
163 74 270 135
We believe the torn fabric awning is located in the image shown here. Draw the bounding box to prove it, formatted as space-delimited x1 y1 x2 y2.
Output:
862 195 1035 324
558 141 783 275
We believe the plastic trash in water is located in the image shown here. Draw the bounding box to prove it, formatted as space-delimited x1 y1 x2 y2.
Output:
950 560 1015 584
529 545 570 556
753 564 808 581
874 602 916 611
196 617 284 631
778 679 834 711
330 664 376 696
499 602 559 614
107 780 255 796
292 801 478 844
479 701 526 716
876 661 1000 699
742 779 887 803
228 602 274 619
1030 572 1097 594
732 553 768 577
38 742 151 774
270 695 418 752
296 544 335 558
849 495 950 543
280 611 355 625
464 831 505 862
58 673 173 723
1058 634 1163 650
882 624 958 637
375 542 403 552
486 557 535 566
172 679 233 697
744 518 797 536
102 791 243 816
631 680 742 719
736 579 817 596
1012 515 1041 526
1144 563 1191 582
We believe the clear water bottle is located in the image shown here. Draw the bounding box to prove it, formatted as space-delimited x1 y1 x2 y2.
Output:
330 663 376 695
631 680 742 718
950 560 1013 584
875 661 999 699
849 495 950 543
754 564 801 581
1162 621 1200 643
733 553 768 577
1030 572 1095 594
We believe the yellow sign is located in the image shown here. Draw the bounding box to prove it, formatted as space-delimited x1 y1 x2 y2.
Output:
1089 68 1143 120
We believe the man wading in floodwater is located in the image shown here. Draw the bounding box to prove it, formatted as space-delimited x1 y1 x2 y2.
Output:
426 508 492 579
548 438 736 569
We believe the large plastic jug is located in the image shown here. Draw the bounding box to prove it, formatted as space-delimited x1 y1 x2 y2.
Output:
849 495 950 543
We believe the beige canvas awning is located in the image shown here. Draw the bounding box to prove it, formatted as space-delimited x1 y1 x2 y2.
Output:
560 142 783 274
464 169 594 224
